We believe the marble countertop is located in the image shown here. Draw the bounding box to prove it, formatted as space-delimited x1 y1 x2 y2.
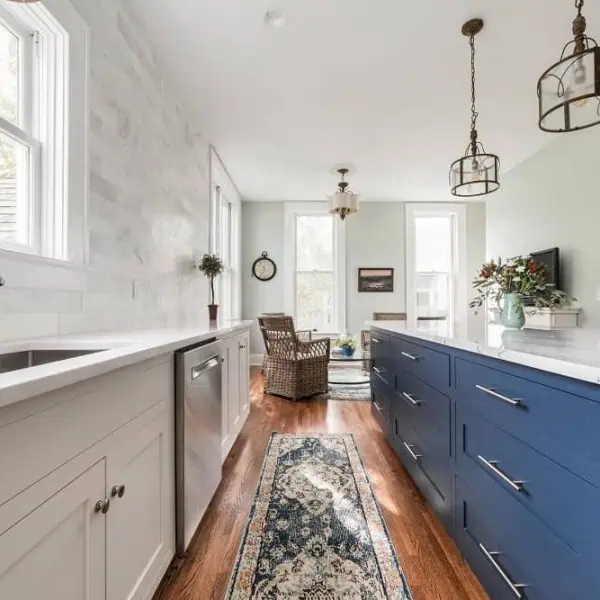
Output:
367 321 600 386
0 320 253 409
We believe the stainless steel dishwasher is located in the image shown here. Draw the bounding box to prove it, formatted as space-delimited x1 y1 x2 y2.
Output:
175 338 222 554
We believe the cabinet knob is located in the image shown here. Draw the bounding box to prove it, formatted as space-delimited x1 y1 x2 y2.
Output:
111 484 126 498
94 498 110 514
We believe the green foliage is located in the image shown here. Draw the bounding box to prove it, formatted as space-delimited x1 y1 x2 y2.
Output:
470 256 573 312
335 335 356 350
197 253 224 278
195 253 224 305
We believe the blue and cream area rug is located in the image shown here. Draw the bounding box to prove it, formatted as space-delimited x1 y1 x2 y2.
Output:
226 433 412 599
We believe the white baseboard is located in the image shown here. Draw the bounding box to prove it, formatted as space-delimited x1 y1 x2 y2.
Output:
250 353 264 366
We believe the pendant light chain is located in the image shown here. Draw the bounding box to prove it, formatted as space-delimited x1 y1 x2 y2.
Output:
470 34 478 134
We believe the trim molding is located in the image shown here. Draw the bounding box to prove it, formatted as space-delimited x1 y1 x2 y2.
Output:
250 353 264 366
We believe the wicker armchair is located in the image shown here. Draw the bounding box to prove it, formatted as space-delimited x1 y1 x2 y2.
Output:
261 316 330 401
258 314 312 373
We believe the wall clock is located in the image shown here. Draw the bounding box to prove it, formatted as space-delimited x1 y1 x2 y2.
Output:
252 252 277 281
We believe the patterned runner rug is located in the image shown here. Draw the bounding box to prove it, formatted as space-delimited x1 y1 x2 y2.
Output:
317 383 371 401
226 433 412 599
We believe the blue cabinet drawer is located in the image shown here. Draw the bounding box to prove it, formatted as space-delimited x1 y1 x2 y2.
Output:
455 475 591 600
394 370 452 498
392 336 451 392
455 357 600 489
371 330 393 388
391 416 452 531
371 380 391 436
457 408 600 563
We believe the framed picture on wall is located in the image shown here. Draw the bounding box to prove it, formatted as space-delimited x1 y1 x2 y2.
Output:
358 268 394 293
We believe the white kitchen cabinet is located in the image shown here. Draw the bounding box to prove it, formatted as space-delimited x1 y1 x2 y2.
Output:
107 409 174 600
0 459 107 600
221 330 251 462
0 356 175 600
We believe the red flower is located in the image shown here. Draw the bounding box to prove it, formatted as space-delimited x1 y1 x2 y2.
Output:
529 260 538 273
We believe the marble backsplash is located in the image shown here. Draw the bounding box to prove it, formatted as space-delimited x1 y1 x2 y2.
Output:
0 0 211 342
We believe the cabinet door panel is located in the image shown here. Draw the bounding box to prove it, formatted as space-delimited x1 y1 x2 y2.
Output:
0 460 106 600
107 411 173 600
228 336 241 432
221 338 232 460
238 332 250 417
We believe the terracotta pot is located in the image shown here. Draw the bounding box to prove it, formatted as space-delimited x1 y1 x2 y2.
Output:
208 304 219 321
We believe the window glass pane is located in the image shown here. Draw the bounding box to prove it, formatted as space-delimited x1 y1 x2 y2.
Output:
0 22 19 126
296 271 334 331
296 215 333 270
0 130 30 245
415 216 452 335
415 216 451 272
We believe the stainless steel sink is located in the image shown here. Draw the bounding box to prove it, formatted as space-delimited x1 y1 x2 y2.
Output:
0 349 108 374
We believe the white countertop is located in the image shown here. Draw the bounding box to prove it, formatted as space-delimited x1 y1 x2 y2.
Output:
368 321 600 386
0 320 253 409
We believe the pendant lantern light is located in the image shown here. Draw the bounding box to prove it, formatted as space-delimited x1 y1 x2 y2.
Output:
328 168 359 221
538 0 600 133
449 19 500 198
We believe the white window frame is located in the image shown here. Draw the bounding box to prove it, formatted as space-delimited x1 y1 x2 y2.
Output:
209 147 241 321
283 202 346 334
405 203 467 338
0 6 40 255
0 0 88 264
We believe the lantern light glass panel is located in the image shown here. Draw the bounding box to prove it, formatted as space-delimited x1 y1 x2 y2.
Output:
538 46 600 132
450 152 500 198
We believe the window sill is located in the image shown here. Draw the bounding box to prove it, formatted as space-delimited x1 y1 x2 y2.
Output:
0 246 88 271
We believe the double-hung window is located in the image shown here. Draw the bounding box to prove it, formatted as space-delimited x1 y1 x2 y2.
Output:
213 185 240 321
210 149 241 321
0 1 88 263
284 203 346 334
406 204 467 337
0 7 38 252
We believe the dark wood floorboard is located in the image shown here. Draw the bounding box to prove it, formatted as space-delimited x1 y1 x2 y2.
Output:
154 368 488 600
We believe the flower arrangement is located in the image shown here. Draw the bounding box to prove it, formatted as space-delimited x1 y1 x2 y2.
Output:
335 335 357 357
470 255 571 312
195 253 224 320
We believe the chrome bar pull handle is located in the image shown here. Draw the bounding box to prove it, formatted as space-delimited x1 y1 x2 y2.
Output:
475 385 522 407
477 455 525 492
371 337 381 344
479 543 527 599
403 442 422 461
401 352 419 361
402 392 420 406
191 355 220 380
373 366 385 374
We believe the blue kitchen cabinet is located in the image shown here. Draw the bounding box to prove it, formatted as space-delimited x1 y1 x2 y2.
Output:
370 326 600 600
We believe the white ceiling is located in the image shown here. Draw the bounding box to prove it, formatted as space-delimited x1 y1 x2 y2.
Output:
128 0 597 202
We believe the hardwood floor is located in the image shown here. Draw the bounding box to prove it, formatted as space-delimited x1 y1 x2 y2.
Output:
154 368 488 600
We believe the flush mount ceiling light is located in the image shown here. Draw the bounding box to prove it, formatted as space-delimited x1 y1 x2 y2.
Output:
449 18 500 198
538 0 600 133
328 168 359 221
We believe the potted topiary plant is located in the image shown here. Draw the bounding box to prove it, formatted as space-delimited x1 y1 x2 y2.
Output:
196 253 224 321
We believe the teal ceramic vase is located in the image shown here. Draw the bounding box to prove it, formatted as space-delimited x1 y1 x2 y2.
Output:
499 292 525 330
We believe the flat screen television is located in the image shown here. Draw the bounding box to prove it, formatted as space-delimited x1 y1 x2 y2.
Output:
530 247 560 289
